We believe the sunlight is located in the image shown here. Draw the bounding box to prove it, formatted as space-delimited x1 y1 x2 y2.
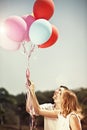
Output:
0 23 6 34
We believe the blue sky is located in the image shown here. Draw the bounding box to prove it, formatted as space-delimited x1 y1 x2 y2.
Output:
0 0 87 95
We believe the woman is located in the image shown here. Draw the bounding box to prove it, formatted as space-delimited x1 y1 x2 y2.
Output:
27 82 82 130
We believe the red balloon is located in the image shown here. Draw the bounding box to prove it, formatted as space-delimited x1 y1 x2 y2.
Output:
38 25 59 48
33 0 55 20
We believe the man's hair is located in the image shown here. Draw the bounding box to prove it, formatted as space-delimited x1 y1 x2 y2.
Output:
59 85 69 90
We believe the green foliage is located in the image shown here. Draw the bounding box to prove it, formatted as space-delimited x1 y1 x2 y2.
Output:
36 90 54 104
74 88 87 104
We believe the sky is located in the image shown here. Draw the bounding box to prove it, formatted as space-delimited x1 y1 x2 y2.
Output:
0 0 87 95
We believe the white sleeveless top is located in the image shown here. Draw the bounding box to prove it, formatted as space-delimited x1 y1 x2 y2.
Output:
40 103 81 130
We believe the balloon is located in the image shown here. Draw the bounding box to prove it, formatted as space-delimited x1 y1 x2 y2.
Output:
22 15 35 42
4 16 27 42
38 25 59 48
29 19 52 45
0 29 21 51
33 0 55 20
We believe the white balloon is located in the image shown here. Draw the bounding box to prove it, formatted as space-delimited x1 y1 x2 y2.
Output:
29 19 52 45
0 28 21 51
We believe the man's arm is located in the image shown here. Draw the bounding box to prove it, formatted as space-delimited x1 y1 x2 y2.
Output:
29 83 58 118
26 91 31 113
29 83 40 114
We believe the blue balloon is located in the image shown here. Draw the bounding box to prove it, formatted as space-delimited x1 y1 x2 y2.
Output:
29 19 52 45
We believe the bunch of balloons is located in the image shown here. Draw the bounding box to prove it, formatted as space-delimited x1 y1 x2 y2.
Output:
0 0 59 51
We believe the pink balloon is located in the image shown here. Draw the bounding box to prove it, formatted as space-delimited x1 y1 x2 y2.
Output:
4 16 27 42
0 31 21 51
22 15 35 42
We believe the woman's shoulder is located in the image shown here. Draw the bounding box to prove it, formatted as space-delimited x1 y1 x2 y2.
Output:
67 112 80 121
69 112 82 130
70 113 79 121
69 112 80 119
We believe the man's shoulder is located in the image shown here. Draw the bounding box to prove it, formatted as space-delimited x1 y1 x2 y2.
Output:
40 103 54 110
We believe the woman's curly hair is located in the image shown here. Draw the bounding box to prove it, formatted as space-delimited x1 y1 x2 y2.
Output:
61 90 82 118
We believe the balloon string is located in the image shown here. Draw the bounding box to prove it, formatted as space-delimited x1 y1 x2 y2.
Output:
27 44 35 67
22 42 28 55
22 42 37 130
22 42 36 67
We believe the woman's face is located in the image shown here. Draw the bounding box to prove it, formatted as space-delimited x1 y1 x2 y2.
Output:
53 87 65 105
